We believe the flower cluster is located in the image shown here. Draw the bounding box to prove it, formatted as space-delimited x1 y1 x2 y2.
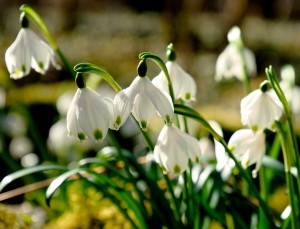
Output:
228 81 283 177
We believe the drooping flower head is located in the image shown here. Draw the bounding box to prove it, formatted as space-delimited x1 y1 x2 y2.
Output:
153 124 201 175
228 129 266 178
67 74 112 142
111 60 174 131
215 26 256 82
241 80 283 131
152 44 197 102
5 13 60 79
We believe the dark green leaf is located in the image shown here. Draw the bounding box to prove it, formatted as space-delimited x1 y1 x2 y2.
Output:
0 165 67 192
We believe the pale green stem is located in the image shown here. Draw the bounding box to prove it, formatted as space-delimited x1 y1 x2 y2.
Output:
275 121 299 229
266 66 300 195
174 104 275 226
20 4 76 77
139 52 175 103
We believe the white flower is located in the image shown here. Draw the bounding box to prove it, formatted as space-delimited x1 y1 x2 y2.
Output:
67 87 112 142
153 124 201 175
228 129 266 178
111 76 174 131
241 88 283 131
5 28 60 79
215 44 256 82
152 61 197 102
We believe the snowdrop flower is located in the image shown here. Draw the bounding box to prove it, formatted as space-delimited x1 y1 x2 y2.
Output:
215 26 256 82
241 81 283 131
5 15 60 79
152 44 197 102
111 60 174 131
228 129 266 178
154 124 201 175
67 84 112 142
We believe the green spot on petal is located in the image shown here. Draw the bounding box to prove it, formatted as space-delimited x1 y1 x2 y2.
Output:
93 129 103 141
252 125 258 132
38 61 44 70
78 132 86 141
185 92 191 100
165 114 171 124
116 115 121 125
195 156 199 163
173 164 181 174
140 120 147 131
21 65 26 73
229 146 235 152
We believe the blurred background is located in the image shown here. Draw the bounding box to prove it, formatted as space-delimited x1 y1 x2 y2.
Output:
0 0 300 228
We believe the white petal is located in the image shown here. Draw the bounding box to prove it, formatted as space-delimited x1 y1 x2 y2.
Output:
66 89 85 140
27 30 52 74
215 45 256 82
143 77 174 123
132 92 156 131
152 72 168 95
66 88 110 142
241 89 283 131
111 89 132 130
167 61 197 101
5 29 31 79
228 129 265 170
154 125 190 174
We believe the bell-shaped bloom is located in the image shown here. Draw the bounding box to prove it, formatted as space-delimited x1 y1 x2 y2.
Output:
152 61 197 102
112 76 174 131
228 129 266 178
241 88 283 131
5 28 60 79
67 87 112 142
215 44 256 82
153 124 201 175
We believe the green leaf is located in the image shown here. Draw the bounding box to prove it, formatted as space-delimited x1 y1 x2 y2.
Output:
262 155 284 172
74 63 121 92
45 168 86 206
0 165 67 192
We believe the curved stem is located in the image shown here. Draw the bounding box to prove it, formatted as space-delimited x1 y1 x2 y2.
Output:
20 4 76 78
139 52 175 103
74 63 122 92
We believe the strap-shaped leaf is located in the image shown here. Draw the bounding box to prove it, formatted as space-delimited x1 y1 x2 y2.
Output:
0 165 67 192
45 168 87 206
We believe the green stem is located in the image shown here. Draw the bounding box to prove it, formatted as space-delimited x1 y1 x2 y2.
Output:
139 52 175 103
74 63 122 92
20 5 75 78
174 104 275 226
275 121 299 229
266 66 300 195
